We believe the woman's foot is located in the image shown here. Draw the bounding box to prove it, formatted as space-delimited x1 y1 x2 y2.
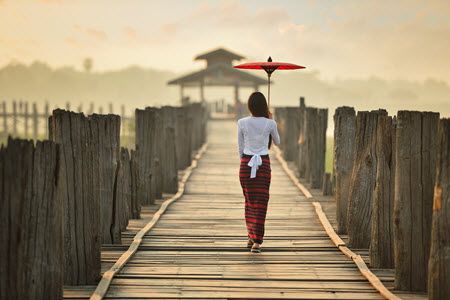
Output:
247 238 254 248
251 242 261 253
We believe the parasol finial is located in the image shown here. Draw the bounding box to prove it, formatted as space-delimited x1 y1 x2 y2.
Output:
267 56 272 62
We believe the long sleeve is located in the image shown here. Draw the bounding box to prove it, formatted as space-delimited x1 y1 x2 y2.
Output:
237 121 244 158
270 120 281 145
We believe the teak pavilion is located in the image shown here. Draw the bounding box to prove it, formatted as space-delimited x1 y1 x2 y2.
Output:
167 48 268 104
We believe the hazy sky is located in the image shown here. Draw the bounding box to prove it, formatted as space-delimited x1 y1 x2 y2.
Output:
1 0 450 83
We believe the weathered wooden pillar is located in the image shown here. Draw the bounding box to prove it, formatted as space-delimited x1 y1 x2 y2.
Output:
428 118 450 299
49 109 101 285
135 108 155 205
347 110 386 248
163 126 178 193
32 102 38 139
175 107 189 169
298 105 308 178
0 138 63 299
12 100 17 135
284 107 301 161
333 107 356 234
130 149 141 219
322 172 333 196
111 147 131 243
90 114 121 244
150 107 163 199
370 114 396 268
2 101 7 133
310 108 327 188
394 110 439 291
161 106 178 193
24 102 29 138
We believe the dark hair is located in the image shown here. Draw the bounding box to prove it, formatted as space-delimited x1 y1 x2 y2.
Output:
247 92 272 148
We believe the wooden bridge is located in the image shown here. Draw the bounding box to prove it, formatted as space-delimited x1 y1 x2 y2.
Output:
63 119 389 299
1 100 448 300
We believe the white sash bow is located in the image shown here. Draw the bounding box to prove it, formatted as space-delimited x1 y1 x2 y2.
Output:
247 154 262 178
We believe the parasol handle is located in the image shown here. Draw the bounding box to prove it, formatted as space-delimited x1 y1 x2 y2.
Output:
267 73 271 109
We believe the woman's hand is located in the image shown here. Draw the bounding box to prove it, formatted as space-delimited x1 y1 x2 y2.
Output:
268 111 273 119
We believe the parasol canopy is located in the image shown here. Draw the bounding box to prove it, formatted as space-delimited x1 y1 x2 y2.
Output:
234 57 305 108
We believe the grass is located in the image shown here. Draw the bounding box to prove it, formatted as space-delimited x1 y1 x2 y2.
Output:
326 137 334 174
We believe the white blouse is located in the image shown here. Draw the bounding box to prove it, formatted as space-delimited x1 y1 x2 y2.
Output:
237 116 281 178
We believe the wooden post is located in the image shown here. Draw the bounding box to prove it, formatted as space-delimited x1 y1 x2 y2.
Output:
164 126 178 193
32 102 38 140
428 118 450 299
394 110 439 291
347 110 387 248
322 173 333 196
12 100 17 136
284 107 301 161
24 102 29 138
44 102 49 138
135 108 155 205
130 149 141 219
2 101 7 133
370 114 396 268
90 113 121 244
0 138 63 299
175 107 191 169
49 109 101 285
77 103 83 112
65 102 70 111
310 108 328 188
112 147 131 243
333 107 356 234
161 107 179 193
108 103 113 114
150 107 163 199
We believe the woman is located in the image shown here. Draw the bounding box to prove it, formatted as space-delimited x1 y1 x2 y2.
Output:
237 92 280 253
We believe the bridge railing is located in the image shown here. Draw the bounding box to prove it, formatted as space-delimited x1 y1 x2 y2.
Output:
274 97 329 193
0 102 208 299
276 98 449 298
333 108 449 297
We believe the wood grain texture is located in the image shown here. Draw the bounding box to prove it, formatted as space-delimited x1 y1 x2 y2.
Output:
333 106 356 234
135 108 155 205
370 115 396 268
428 118 450 300
0 138 63 299
90 113 121 244
50 109 101 285
347 110 387 248
394 111 439 291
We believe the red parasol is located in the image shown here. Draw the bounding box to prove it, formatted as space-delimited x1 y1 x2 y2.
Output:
234 56 305 108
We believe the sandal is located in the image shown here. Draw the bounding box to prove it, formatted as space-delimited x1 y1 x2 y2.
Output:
251 243 261 253
247 238 254 248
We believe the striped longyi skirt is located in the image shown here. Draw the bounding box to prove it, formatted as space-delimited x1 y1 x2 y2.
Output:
239 154 271 245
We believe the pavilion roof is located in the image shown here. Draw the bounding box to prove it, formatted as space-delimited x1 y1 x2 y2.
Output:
194 48 245 61
167 63 267 87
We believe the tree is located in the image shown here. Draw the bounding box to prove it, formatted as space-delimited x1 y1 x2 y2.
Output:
83 58 93 73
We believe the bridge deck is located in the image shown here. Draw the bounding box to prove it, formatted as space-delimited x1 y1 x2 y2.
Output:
66 119 387 299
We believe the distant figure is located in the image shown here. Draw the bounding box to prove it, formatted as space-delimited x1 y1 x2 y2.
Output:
237 92 280 253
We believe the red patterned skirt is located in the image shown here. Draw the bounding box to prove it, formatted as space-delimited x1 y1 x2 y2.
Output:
239 154 271 244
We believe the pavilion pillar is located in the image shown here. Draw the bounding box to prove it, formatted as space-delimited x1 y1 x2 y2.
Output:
179 85 184 103
199 80 205 102
234 84 240 104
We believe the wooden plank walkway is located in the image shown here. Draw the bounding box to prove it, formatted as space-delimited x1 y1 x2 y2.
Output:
65 119 387 299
